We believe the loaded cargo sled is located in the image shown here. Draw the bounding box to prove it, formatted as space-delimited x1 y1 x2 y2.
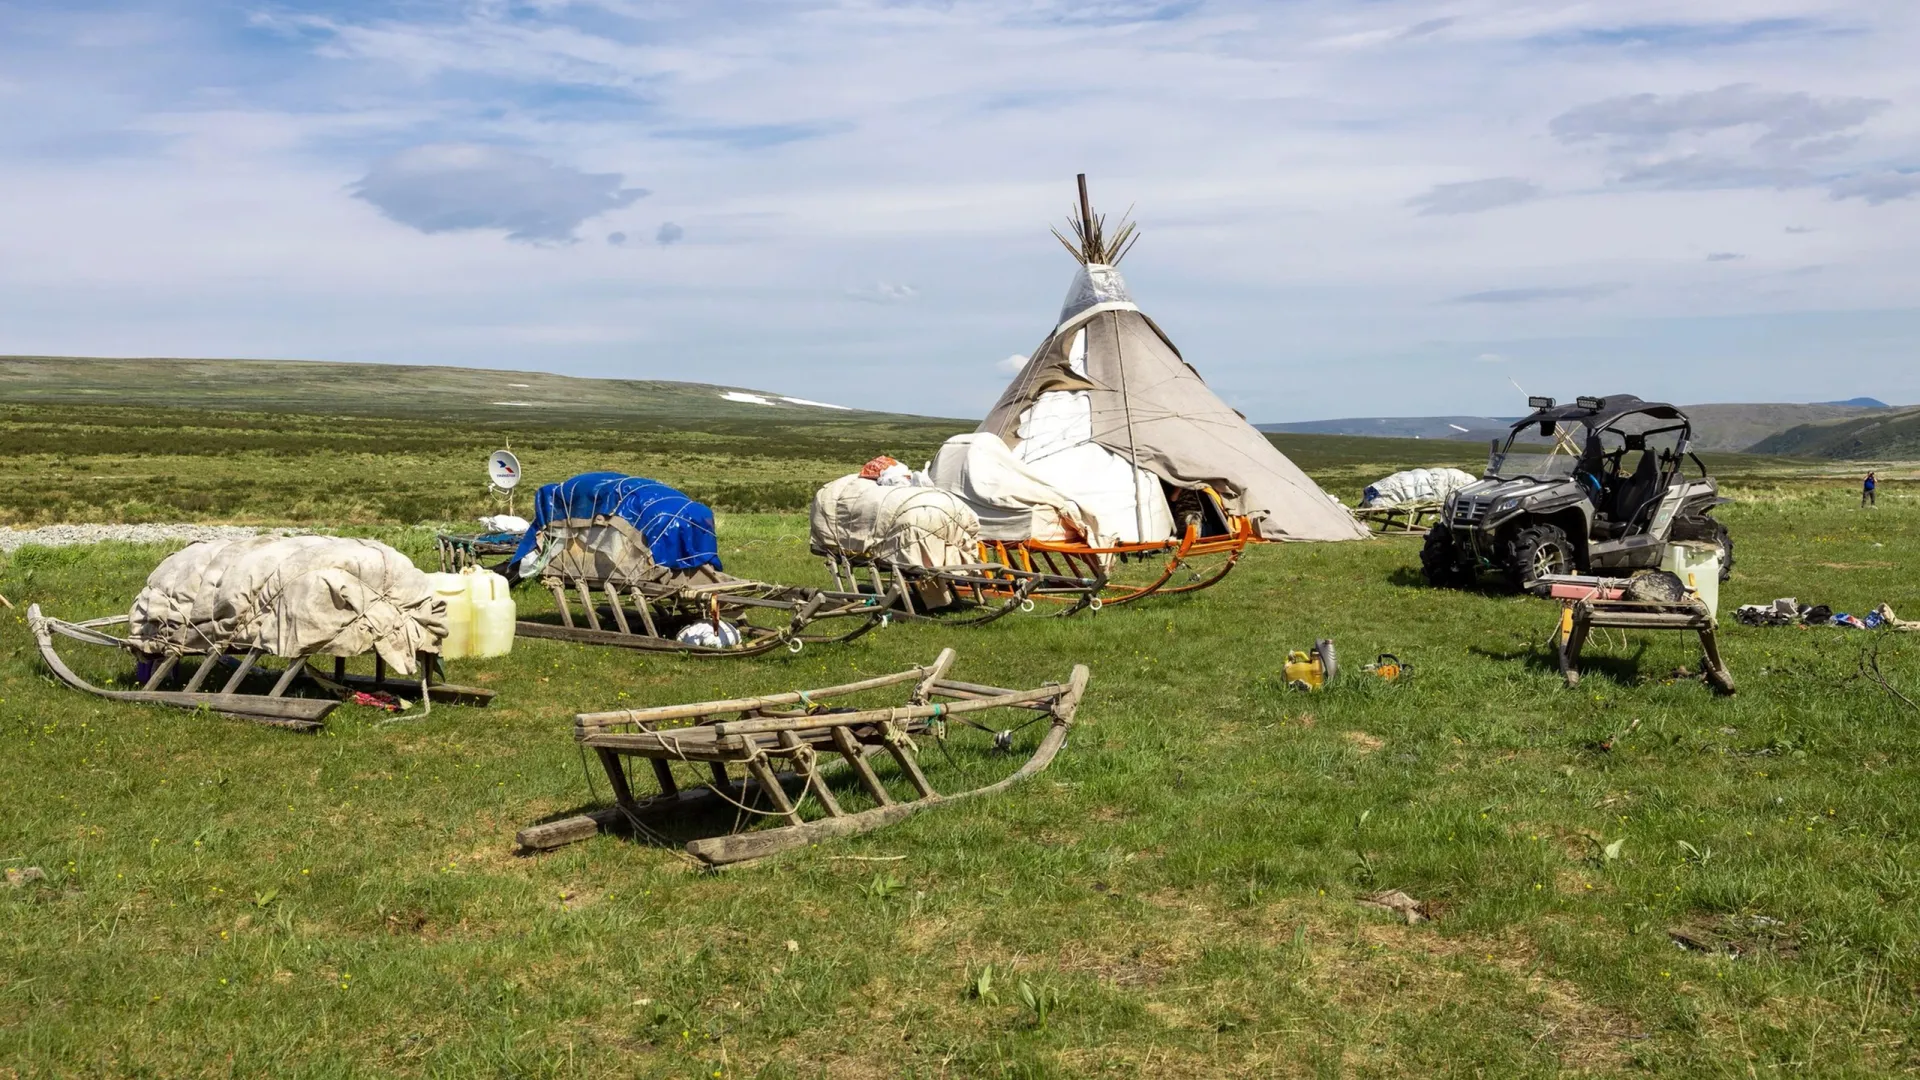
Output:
29 536 492 731
504 473 895 655
809 464 1103 625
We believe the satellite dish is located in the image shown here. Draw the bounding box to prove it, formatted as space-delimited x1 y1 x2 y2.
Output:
488 450 521 491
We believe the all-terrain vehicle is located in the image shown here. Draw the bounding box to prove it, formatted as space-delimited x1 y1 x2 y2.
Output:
1421 395 1733 589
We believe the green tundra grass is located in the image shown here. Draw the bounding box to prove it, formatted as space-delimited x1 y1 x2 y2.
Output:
2 402 1917 1078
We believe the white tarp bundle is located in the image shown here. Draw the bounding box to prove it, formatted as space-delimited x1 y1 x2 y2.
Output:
926 433 1098 545
1361 468 1480 508
809 475 981 567
128 536 445 673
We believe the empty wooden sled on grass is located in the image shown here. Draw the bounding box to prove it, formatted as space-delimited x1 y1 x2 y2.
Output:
27 536 491 731
811 472 1103 626
499 472 897 657
515 648 1089 866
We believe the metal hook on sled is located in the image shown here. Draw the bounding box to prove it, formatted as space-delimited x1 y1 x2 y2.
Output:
1088 597 1103 612
993 729 1014 753
1020 598 1036 613
787 638 805 655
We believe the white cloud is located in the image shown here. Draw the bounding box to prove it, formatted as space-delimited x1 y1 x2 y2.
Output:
997 353 1029 372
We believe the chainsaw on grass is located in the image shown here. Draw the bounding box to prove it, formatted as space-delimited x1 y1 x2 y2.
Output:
1283 640 1410 691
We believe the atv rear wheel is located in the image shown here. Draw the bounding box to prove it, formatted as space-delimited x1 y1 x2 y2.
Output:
1420 526 1475 588
1505 523 1573 587
1673 514 1734 581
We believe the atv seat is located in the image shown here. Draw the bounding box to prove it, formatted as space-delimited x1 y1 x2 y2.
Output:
1609 451 1662 527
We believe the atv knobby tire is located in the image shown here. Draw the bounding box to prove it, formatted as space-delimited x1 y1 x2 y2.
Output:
1505 522 1574 587
1420 526 1475 588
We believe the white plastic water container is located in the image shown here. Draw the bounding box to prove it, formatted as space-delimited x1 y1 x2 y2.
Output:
426 571 475 660
1661 541 1722 619
465 567 516 658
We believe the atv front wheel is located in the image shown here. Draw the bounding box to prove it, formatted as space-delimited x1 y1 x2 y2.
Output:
1420 526 1475 588
1505 523 1573 588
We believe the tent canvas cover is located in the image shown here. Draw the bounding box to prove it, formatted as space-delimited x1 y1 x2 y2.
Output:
964 177 1367 544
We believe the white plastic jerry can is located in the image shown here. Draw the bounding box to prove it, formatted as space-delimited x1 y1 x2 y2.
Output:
1660 541 1722 619
426 571 475 660
465 567 516 658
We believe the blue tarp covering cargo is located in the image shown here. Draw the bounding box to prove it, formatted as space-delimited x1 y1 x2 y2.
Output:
513 472 722 574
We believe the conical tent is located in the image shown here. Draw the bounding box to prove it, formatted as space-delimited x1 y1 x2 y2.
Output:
974 178 1368 543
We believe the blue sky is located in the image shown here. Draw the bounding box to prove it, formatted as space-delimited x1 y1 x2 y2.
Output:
2 0 1917 420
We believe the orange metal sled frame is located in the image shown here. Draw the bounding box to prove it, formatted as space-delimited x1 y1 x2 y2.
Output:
981 513 1258 607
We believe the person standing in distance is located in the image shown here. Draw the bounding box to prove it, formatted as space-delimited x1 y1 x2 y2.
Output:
1863 471 1877 508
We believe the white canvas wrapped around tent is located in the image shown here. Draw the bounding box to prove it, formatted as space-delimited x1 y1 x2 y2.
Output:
129 536 446 674
810 475 982 568
1362 468 1481 509
925 433 1100 545
963 177 1367 546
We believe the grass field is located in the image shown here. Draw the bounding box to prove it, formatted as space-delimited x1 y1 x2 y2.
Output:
4 402 1920 1077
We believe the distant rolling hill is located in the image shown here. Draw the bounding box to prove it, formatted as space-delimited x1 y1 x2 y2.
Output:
0 355 964 430
1262 400 1905 455
1748 406 1920 459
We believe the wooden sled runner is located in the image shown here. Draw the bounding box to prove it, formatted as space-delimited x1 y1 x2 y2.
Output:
516 648 1089 866
28 605 494 731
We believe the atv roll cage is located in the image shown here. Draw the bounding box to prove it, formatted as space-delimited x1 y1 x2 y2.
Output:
1492 396 1708 534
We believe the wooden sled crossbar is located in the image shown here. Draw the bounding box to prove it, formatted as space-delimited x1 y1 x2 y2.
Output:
517 648 1090 866
28 605 494 731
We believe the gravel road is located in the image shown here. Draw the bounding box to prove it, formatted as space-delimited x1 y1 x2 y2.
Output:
0 524 303 554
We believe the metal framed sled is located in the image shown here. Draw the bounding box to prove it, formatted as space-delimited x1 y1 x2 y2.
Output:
515 648 1089 866
28 605 493 731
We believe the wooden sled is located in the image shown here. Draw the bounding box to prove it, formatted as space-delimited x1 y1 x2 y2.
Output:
28 604 494 731
1552 596 1735 694
984 497 1257 608
516 648 1089 866
436 530 524 571
1354 502 1440 535
517 567 899 657
819 551 1104 627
